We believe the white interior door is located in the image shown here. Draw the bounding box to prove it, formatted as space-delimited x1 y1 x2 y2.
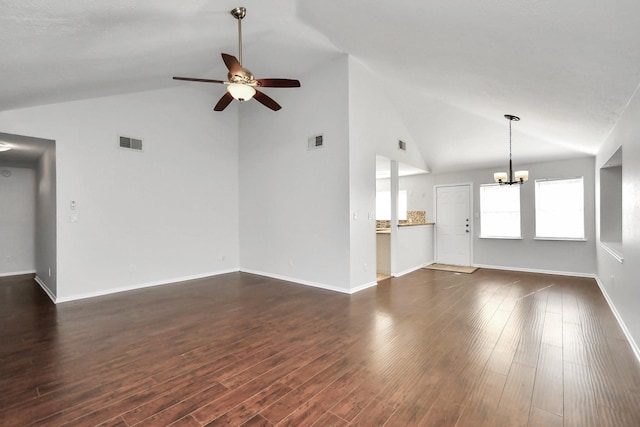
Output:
436 184 471 266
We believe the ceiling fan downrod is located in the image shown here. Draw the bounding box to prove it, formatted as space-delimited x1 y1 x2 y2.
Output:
231 7 246 66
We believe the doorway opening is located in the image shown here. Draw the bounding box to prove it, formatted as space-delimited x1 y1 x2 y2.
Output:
0 132 57 299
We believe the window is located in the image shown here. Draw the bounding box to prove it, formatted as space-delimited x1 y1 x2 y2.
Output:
376 190 407 220
480 184 521 238
535 177 584 240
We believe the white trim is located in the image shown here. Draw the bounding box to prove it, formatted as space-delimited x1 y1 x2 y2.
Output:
472 263 595 278
479 236 523 240
534 237 588 242
34 276 56 303
0 270 35 278
350 280 378 294
240 268 353 294
395 262 433 278
594 275 640 364
434 182 474 266
55 269 239 303
600 242 624 263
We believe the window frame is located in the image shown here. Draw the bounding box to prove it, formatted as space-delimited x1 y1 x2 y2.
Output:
534 177 585 241
479 183 522 239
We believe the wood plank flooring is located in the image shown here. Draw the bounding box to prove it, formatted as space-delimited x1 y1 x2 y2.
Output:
1 269 639 426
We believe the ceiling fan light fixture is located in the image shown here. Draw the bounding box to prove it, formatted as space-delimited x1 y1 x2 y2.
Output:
227 83 256 101
172 6 300 111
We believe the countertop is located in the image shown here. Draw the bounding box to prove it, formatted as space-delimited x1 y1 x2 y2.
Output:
376 222 435 234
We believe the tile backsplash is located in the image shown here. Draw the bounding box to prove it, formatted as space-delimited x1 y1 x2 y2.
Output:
406 210 426 225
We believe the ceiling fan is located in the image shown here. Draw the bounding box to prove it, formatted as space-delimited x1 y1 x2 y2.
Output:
173 7 301 112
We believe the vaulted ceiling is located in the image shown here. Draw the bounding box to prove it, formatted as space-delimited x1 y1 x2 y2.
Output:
2 0 639 172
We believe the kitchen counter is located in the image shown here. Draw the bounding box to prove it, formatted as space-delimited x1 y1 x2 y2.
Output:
376 223 434 233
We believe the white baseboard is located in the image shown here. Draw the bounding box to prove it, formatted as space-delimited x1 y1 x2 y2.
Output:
240 268 354 294
34 276 56 303
394 261 433 278
594 275 640 364
350 280 378 294
55 268 240 303
473 263 595 278
0 270 36 278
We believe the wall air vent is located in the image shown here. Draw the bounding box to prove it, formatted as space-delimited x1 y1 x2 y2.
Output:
307 134 324 150
398 140 407 151
119 136 143 151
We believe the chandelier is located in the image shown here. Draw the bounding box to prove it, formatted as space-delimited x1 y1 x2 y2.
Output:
494 114 528 185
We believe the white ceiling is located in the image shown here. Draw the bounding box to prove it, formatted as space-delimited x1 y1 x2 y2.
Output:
2 0 639 172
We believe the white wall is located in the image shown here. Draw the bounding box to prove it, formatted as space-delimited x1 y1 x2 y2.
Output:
239 56 352 292
0 86 240 301
348 58 429 290
434 156 596 275
401 174 434 217
396 225 434 276
0 167 35 276
378 173 435 218
596 85 640 352
35 142 57 295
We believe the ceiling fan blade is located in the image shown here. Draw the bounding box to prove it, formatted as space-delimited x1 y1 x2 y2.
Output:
253 90 281 111
257 78 301 88
221 53 243 77
214 92 234 111
173 77 226 84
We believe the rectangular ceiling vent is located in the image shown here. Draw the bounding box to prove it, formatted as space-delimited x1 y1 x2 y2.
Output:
398 140 407 151
119 136 143 151
307 134 324 150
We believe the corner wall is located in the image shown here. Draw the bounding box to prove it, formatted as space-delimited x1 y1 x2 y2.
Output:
0 86 240 301
595 84 640 353
348 58 430 289
35 142 57 296
239 56 351 292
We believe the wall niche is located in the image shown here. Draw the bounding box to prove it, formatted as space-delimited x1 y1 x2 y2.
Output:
600 146 622 261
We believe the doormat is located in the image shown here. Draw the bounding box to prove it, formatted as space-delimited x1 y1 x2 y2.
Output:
424 263 478 274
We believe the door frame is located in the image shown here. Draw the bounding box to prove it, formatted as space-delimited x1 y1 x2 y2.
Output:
434 182 474 266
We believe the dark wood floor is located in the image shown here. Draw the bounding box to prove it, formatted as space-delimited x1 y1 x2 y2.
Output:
1 268 639 426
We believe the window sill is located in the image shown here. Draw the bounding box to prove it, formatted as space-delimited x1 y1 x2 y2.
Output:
600 242 624 263
479 236 523 240
534 237 587 242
